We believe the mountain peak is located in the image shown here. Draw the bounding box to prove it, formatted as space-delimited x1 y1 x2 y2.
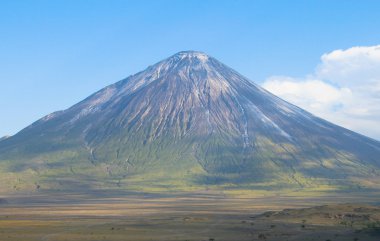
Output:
171 50 209 62
174 50 207 56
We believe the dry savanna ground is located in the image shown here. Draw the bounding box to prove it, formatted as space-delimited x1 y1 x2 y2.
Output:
0 191 379 241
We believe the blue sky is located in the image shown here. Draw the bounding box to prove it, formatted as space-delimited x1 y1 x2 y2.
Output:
1 0 380 139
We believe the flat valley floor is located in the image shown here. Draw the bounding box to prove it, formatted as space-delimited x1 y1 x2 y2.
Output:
0 191 379 241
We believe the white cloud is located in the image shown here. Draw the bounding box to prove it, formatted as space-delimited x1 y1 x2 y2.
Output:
262 45 380 140
317 45 380 85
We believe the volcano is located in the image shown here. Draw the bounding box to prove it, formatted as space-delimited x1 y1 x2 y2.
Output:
1 51 380 192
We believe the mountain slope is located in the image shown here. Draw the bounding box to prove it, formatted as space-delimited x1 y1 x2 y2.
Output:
1 51 380 192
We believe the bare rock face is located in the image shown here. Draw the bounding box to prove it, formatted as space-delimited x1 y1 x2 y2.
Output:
1 51 380 190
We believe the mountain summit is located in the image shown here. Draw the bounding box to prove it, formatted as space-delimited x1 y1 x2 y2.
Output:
1 51 380 192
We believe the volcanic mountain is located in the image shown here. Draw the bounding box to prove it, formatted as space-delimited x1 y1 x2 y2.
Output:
1 51 380 192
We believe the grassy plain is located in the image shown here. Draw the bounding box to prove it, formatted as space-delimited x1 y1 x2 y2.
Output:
0 190 379 241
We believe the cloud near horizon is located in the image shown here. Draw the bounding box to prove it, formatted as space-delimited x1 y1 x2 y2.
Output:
262 45 380 140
